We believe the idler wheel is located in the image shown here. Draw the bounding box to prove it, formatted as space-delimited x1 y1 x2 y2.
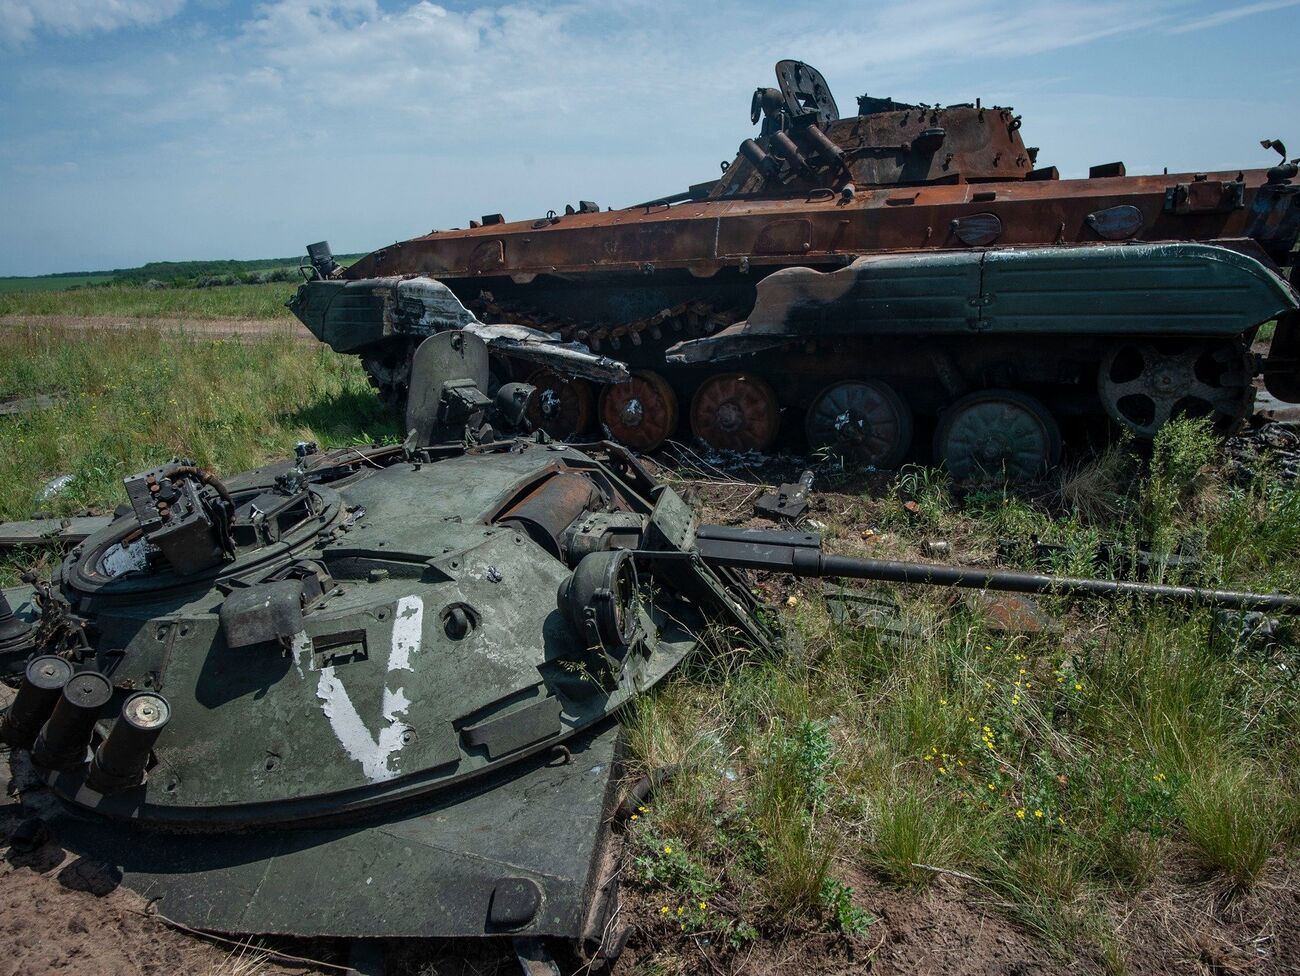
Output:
935 389 1061 482
525 368 594 440
1098 340 1253 439
805 380 913 468
598 371 678 452
689 373 780 453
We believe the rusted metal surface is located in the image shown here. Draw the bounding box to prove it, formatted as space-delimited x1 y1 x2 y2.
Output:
347 168 1290 283
296 59 1300 464
597 370 677 451
688 373 780 452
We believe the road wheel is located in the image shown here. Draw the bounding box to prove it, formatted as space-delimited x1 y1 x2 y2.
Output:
805 380 913 468
1098 339 1253 438
598 371 678 452
935 389 1061 482
525 368 594 440
689 373 780 453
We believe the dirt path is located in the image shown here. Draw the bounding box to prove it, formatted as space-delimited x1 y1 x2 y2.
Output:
0 314 316 342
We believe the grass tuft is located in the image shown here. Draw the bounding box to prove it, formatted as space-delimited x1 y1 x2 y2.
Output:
864 783 971 885
1179 762 1284 891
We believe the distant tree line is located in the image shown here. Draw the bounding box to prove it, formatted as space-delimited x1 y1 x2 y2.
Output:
84 255 364 289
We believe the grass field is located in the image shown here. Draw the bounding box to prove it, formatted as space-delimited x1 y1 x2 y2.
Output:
0 274 117 293
1 326 1298 974
0 282 298 320
0 326 394 582
623 428 1300 972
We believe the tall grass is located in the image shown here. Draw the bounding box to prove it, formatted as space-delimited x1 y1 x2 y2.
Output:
0 282 298 320
0 326 396 584
625 418 1300 965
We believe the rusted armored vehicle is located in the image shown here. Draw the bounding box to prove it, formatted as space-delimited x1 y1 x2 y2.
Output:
290 60 1300 479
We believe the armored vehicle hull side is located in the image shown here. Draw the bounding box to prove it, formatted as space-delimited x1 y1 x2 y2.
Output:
290 60 1300 477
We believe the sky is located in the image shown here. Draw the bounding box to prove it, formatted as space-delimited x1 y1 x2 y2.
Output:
1 0 1298 276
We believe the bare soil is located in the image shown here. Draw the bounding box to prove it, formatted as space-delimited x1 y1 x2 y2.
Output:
0 780 311 976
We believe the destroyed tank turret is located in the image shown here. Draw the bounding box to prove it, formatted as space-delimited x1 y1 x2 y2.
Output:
5 330 1300 969
290 60 1300 479
0 331 778 965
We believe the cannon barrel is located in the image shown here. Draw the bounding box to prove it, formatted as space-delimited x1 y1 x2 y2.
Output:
691 525 1300 614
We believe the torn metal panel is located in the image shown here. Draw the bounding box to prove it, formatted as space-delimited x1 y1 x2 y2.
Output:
754 469 814 521
0 516 113 549
666 243 1298 364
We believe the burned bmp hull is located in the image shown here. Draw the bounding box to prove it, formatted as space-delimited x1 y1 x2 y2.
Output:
291 60 1300 478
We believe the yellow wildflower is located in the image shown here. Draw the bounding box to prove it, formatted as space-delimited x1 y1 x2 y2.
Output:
663 845 673 854
1034 810 1044 818
1016 808 1026 819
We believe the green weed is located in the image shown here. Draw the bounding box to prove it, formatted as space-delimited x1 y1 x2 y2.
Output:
1179 761 1284 890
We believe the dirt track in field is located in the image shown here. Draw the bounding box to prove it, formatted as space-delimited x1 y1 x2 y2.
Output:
0 314 316 342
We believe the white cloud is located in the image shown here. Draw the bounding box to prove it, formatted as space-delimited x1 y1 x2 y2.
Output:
0 0 185 45
2 0 1298 274
1168 0 1300 33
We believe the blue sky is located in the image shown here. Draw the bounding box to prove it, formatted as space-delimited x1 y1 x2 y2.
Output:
1 0 1297 276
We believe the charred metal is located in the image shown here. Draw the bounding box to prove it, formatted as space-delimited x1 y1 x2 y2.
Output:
287 59 1300 478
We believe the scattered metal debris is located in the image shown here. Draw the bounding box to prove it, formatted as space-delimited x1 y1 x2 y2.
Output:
968 591 1059 635
1227 419 1300 481
823 585 925 646
754 468 814 521
0 515 112 549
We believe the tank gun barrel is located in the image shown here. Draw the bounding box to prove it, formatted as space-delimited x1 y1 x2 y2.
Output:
693 525 1300 614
